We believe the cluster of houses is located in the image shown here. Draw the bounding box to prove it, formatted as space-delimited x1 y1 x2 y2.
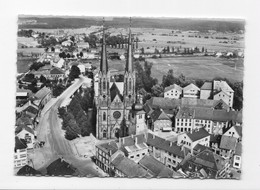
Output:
164 80 234 107
15 86 52 168
95 79 242 178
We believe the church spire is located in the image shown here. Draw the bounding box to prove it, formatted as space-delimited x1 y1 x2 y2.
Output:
126 17 133 73
100 17 108 74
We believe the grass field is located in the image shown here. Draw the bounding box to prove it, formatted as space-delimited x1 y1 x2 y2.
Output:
17 58 37 73
146 56 244 82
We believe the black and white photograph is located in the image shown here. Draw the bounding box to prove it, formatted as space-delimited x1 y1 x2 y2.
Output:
15 15 244 179
1 0 260 189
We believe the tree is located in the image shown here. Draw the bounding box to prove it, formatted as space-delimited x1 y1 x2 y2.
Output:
69 65 80 81
162 69 176 88
52 84 65 97
151 84 164 97
40 75 47 83
65 120 80 140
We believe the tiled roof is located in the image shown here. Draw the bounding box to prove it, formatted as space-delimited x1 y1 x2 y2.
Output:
181 98 228 109
164 84 182 93
176 107 194 119
210 134 221 144
193 144 211 154
219 136 237 151
235 142 242 156
213 80 234 93
201 82 213 90
150 108 171 121
145 97 181 110
96 140 118 155
46 158 76 176
111 154 147 177
15 136 27 152
15 125 35 135
182 149 226 171
16 114 33 126
110 82 123 102
147 133 185 158
234 126 242 137
139 155 174 177
24 105 38 115
50 67 65 75
17 165 41 176
186 128 210 142
34 87 51 100
120 133 147 147
183 83 200 92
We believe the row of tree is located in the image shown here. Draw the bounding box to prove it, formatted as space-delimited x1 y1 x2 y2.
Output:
58 88 95 140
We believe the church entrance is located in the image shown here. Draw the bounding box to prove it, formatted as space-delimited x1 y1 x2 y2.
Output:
115 128 120 139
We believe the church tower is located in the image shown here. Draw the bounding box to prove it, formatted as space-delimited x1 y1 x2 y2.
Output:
123 18 136 109
96 19 111 139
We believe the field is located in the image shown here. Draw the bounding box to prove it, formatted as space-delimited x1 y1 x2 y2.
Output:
146 56 244 82
17 58 37 73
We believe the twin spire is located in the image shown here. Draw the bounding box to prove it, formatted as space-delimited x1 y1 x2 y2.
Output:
100 17 133 74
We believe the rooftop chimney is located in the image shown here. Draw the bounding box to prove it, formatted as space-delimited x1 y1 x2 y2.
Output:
135 137 138 145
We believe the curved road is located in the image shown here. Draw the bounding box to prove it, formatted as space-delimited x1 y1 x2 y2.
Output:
36 76 105 176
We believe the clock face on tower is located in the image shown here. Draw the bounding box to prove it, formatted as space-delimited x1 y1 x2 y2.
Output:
113 111 121 119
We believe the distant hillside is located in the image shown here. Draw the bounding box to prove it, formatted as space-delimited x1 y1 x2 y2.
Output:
18 16 245 33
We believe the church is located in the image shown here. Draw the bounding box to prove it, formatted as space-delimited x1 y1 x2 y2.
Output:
94 24 147 140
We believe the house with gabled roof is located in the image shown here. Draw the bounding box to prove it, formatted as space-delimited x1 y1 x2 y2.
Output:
183 83 200 99
164 84 182 99
219 136 237 159
14 137 28 168
200 81 212 99
15 124 36 149
146 133 186 170
223 125 242 142
213 80 234 107
118 134 149 163
33 86 52 109
178 149 230 179
150 108 172 132
177 128 210 153
111 154 148 177
138 155 183 178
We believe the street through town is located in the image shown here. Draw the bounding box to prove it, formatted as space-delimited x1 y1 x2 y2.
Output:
35 76 105 176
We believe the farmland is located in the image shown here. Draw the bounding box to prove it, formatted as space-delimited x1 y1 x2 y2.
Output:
146 56 244 82
17 58 37 73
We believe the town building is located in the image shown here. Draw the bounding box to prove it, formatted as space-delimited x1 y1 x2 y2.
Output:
200 81 212 99
149 108 172 132
178 149 230 178
183 83 200 99
164 84 182 99
175 107 242 135
146 133 186 170
177 128 210 153
15 125 36 149
223 125 242 142
213 80 234 107
232 142 242 169
33 86 52 109
139 155 183 178
14 137 28 168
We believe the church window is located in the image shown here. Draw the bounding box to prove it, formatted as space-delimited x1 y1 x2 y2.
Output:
103 80 106 91
103 112 106 121
129 79 132 92
103 130 107 138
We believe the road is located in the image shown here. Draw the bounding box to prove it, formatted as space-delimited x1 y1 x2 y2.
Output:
35 76 105 176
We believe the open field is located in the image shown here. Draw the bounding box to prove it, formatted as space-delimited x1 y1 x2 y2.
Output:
146 56 244 82
17 58 37 73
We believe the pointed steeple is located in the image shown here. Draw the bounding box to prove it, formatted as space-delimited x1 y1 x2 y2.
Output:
126 17 133 73
100 17 108 74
